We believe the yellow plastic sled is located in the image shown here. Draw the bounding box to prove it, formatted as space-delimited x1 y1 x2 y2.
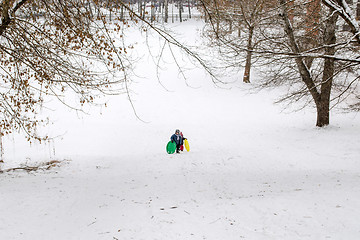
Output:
184 139 190 152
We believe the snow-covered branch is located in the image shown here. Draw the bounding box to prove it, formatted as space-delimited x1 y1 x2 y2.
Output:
322 0 360 44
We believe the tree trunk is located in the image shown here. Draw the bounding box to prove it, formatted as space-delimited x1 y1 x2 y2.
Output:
172 0 174 23
316 12 338 127
120 4 124 21
0 132 4 171
151 0 155 22
179 0 183 22
188 0 191 18
243 26 254 83
142 0 146 20
165 0 168 23
108 1 112 21
139 1 142 17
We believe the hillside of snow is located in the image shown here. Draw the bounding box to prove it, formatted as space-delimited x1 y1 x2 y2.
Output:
1 20 360 240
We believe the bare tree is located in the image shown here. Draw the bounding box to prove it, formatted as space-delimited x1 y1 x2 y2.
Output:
0 0 164 167
239 0 270 83
201 0 360 127
276 0 339 126
273 0 360 126
202 0 274 83
0 1 129 142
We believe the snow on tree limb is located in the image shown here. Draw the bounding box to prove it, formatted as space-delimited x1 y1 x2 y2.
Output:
322 0 360 44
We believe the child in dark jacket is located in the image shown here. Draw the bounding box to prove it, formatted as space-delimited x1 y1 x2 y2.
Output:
171 129 184 153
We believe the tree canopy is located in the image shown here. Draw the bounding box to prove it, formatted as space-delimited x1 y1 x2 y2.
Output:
0 0 136 140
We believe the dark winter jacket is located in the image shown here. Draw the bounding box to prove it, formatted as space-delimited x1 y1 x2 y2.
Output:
171 133 183 145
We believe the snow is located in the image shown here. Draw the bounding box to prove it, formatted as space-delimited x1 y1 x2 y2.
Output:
1 20 360 240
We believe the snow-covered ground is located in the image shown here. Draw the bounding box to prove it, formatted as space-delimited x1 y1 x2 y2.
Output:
1 20 360 240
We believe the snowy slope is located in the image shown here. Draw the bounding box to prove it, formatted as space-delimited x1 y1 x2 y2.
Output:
1 20 360 240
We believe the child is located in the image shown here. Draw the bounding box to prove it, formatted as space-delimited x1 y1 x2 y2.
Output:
171 129 183 153
180 131 187 151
